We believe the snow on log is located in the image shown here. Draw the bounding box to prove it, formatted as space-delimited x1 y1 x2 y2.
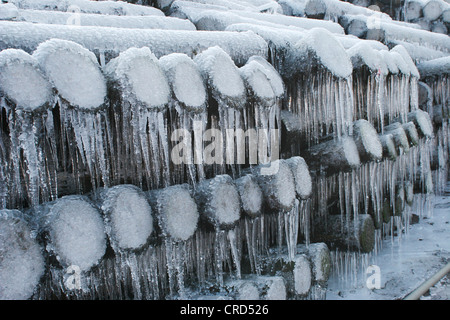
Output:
346 42 389 76
33 38 106 111
246 56 285 98
194 46 246 108
14 8 196 31
194 174 241 229
289 27 353 79
0 3 18 20
159 53 207 113
353 119 383 162
234 174 263 219
150 184 199 241
252 159 296 213
0 48 53 111
285 156 313 200
105 47 170 110
417 56 450 78
239 59 277 108
418 81 433 107
224 275 287 300
297 242 332 285
379 133 398 160
303 136 361 174
8 0 165 16
403 122 420 147
312 214 376 253
0 21 268 67
431 20 448 34
384 122 411 154
422 0 444 21
0 209 45 300
100 185 153 251
44 195 107 271
304 0 327 19
404 0 424 21
407 109 434 138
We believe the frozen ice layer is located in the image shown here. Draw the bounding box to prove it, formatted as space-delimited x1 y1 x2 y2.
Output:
105 47 170 110
407 109 434 138
0 21 268 67
195 174 241 229
234 174 263 218
291 28 353 79
254 159 296 212
285 156 312 200
8 0 165 16
101 185 153 251
0 48 52 111
16 9 196 31
0 209 45 300
46 196 106 271
239 59 276 108
33 39 106 110
194 46 246 108
353 119 383 162
159 53 206 112
152 184 199 241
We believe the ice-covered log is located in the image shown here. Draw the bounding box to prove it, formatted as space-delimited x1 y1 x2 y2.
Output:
379 133 398 160
149 184 199 241
223 275 287 300
194 174 241 229
14 8 196 31
33 38 106 111
407 109 434 138
239 59 277 108
303 136 361 174
252 159 296 213
100 185 153 251
260 254 312 298
353 119 383 162
0 48 53 111
418 81 433 107
8 0 165 16
423 0 444 21
0 21 268 67
347 42 389 76
384 122 411 154
246 56 285 99
289 28 353 79
0 3 18 20
0 209 45 300
402 122 420 146
285 156 313 200
404 0 424 21
312 214 376 253
234 174 263 219
194 46 246 108
159 53 207 113
43 195 107 271
431 20 448 34
297 242 332 286
105 47 170 110
417 56 450 78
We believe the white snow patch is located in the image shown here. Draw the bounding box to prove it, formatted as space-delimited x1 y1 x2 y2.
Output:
33 38 106 110
342 136 362 168
0 48 52 111
0 3 18 20
235 174 263 218
294 254 312 296
354 119 383 160
285 156 312 200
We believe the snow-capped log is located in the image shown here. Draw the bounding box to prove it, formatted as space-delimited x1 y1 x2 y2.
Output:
304 0 327 19
246 56 285 99
0 21 268 67
0 48 53 112
223 275 287 300
285 156 313 200
260 254 312 298
0 3 18 20
297 242 332 286
402 122 420 147
352 119 383 162
417 56 450 79
42 195 107 271
407 109 434 138
13 8 196 31
0 209 45 300
194 46 246 108
149 184 199 242
33 38 107 111
404 0 425 21
444 7 450 23
234 174 263 219
346 42 389 76
383 122 411 154
252 159 296 213
288 28 353 79
194 174 241 230
418 81 433 107
431 20 448 34
159 53 207 113
422 0 445 21
379 133 398 160
105 47 170 110
7 0 165 16
100 185 154 252
312 214 376 253
303 136 361 174
239 59 277 108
